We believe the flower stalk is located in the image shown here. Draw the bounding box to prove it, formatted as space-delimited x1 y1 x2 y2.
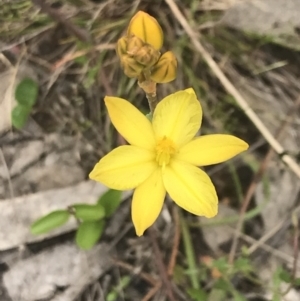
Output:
138 74 158 113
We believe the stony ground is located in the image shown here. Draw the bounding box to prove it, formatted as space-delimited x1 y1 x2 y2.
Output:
1 1 300 301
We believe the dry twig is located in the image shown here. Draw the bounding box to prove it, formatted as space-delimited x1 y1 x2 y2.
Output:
148 228 176 301
141 283 162 301
113 258 162 301
229 229 300 269
168 207 181 276
112 258 157 286
52 44 115 69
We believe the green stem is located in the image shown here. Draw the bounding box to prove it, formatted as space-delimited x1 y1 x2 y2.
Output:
190 201 266 228
227 162 244 204
180 210 200 289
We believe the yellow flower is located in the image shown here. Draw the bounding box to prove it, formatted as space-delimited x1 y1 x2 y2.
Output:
89 89 249 236
127 11 163 50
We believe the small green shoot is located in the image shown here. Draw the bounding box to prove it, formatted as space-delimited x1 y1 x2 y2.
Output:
106 276 131 301
179 210 256 301
11 104 31 129
73 204 105 221
12 78 39 129
31 210 70 235
97 189 122 217
30 189 122 250
270 266 300 300
187 287 208 301
75 220 105 250
15 78 39 107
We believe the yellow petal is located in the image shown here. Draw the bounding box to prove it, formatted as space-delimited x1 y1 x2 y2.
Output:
184 87 196 95
89 145 156 190
132 169 166 236
176 134 249 166
105 96 155 150
163 160 218 217
127 11 163 50
152 90 202 147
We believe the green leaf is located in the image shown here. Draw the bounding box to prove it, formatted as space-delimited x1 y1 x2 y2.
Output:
279 269 292 283
173 265 188 285
74 55 88 65
214 278 229 291
272 266 283 301
15 78 38 107
187 287 207 300
106 276 131 301
234 257 253 274
294 277 300 286
207 289 227 301
31 210 70 235
232 291 247 301
212 257 229 274
83 65 99 88
11 104 30 129
73 204 105 221
76 220 105 250
97 189 122 217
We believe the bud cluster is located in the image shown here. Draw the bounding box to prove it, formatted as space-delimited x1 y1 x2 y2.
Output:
116 11 177 84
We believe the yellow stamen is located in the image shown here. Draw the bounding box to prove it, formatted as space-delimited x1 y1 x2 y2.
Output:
155 136 176 167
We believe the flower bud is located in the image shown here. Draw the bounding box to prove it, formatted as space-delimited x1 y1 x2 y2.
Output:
127 11 163 50
150 51 177 83
134 45 160 68
126 35 144 55
116 37 127 58
120 55 144 78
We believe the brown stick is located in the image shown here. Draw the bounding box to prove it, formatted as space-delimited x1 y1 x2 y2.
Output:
112 258 157 286
148 228 176 301
141 283 162 301
168 207 181 276
52 44 115 69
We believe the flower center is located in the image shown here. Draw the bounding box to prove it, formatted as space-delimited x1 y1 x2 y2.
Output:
155 136 176 167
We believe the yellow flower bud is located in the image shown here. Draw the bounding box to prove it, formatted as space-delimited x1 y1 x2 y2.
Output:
116 37 127 58
120 55 144 78
150 51 177 83
127 11 163 50
134 45 160 68
126 35 144 55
